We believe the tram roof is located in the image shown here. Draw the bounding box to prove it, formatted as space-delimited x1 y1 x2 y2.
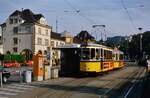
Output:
58 43 80 48
81 43 104 48
81 43 113 50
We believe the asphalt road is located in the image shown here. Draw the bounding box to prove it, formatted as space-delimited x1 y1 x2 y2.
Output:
1 62 147 98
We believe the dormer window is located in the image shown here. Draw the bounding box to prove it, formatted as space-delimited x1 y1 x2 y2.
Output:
9 18 13 24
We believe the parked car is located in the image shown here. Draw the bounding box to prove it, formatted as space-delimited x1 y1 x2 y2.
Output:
0 66 11 83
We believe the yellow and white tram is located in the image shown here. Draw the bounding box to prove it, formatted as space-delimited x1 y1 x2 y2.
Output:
59 43 124 75
80 43 114 73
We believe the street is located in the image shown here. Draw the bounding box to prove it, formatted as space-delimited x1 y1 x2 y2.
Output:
0 62 146 98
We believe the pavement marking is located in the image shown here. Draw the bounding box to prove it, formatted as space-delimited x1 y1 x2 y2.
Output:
0 91 17 96
0 97 8 98
6 85 30 90
0 88 24 93
10 84 36 88
0 83 36 98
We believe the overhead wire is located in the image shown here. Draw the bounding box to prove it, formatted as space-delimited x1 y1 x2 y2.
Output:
63 0 96 25
120 0 137 32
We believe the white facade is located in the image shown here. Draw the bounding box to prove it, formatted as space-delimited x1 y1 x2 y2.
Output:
34 24 51 53
1 9 52 54
51 39 65 48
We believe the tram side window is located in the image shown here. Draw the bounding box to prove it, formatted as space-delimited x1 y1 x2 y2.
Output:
112 54 116 60
104 50 112 60
108 51 112 59
81 48 90 60
96 49 100 60
120 54 124 60
91 48 96 59
101 49 103 59
116 54 119 60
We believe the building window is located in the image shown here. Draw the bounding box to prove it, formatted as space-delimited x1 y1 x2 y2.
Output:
38 28 41 34
51 41 54 47
13 37 18 45
14 18 18 23
13 27 18 34
25 26 31 33
60 42 64 45
13 47 18 53
45 39 49 46
9 18 13 24
37 38 42 45
45 29 48 35
18 19 21 23
56 42 59 46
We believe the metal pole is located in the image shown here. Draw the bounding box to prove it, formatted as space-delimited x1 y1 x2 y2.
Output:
0 72 3 87
140 35 143 53
56 16 58 33
138 27 143 53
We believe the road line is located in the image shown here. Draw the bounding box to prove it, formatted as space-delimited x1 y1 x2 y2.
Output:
124 84 135 98
0 91 17 96
10 84 36 88
0 88 24 93
0 96 8 98
6 85 29 90
124 68 146 98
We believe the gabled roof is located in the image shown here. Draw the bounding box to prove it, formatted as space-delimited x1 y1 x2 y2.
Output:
9 9 44 23
10 10 21 16
0 23 6 27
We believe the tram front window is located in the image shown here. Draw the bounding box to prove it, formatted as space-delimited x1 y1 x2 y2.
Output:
81 48 90 60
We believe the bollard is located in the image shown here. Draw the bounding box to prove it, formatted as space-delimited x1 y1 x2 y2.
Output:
0 72 3 87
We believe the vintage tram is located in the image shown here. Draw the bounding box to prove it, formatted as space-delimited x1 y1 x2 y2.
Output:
59 43 124 75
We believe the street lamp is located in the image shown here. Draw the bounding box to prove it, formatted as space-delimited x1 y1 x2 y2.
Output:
92 25 106 42
138 27 143 53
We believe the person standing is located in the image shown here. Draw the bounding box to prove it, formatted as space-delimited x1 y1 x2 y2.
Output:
146 56 150 74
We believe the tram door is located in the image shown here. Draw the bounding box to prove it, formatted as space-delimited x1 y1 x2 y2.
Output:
60 48 80 76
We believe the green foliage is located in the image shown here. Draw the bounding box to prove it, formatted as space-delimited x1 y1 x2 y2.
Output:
128 31 150 59
4 54 25 63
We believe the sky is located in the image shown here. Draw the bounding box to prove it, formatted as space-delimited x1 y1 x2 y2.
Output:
0 0 150 39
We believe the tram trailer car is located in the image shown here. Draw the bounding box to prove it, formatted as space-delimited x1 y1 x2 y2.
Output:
113 50 124 69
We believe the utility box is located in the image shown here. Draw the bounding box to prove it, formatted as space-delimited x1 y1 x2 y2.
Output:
51 66 59 79
33 53 44 81
25 70 32 83
44 65 51 80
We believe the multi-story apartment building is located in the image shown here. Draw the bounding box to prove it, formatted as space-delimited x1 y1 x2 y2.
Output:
0 9 52 54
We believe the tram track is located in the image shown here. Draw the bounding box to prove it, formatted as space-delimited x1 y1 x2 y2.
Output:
16 64 145 98
40 65 133 98
39 65 142 98
100 66 146 98
37 77 95 98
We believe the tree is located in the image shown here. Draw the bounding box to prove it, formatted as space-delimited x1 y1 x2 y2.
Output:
21 49 33 61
